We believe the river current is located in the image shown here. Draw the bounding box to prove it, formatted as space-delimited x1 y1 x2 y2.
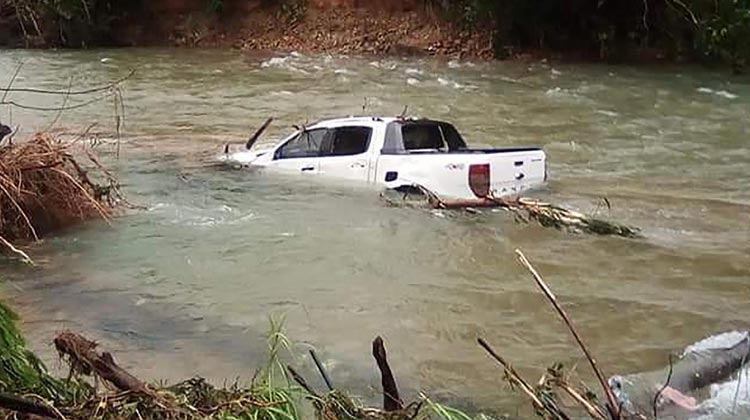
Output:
1 48 749 418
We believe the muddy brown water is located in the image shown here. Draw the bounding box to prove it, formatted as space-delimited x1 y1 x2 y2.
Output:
1 49 749 418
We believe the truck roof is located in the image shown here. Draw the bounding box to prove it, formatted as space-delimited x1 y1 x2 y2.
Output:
306 116 398 129
305 116 457 130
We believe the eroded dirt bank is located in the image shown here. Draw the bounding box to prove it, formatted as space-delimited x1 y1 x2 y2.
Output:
1 0 495 59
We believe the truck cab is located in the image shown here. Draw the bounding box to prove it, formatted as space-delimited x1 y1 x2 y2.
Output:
221 117 547 199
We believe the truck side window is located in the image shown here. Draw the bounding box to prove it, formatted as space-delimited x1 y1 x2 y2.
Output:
275 128 327 159
322 127 372 156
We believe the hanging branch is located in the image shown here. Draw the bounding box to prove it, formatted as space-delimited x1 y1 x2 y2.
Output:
0 95 111 112
0 69 137 96
45 76 74 132
0 61 24 107
1 69 135 122
665 0 700 27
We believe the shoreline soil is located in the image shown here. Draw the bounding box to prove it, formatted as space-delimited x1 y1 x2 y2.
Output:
0 1 715 66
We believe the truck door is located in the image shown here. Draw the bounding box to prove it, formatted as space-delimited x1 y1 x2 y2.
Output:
317 126 372 182
268 129 326 174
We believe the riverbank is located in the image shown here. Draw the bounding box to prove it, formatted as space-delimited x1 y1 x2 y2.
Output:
0 1 495 59
4 0 736 66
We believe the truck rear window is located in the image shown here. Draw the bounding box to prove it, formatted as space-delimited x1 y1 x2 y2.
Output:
402 124 444 150
383 121 467 154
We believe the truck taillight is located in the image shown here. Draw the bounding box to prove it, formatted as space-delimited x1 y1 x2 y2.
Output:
468 163 490 198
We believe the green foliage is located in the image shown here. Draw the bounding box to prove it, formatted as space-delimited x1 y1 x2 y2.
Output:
10 0 119 46
426 0 496 32
255 313 300 420
277 0 307 25
428 0 750 70
420 397 476 420
206 0 224 13
697 0 750 71
0 302 86 403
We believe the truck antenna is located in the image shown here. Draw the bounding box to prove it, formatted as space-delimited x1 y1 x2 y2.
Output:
398 105 408 119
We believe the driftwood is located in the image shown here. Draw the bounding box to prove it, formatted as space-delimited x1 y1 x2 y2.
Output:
0 391 61 419
53 331 149 395
382 185 640 238
372 336 403 412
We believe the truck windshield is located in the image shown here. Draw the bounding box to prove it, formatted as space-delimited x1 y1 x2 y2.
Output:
383 121 467 153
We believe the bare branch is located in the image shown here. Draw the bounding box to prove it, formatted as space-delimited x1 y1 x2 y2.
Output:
653 354 674 419
515 249 621 419
0 69 137 96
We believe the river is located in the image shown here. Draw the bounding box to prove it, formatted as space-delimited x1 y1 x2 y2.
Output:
1 48 749 418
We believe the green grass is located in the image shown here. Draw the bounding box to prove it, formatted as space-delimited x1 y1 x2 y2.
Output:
0 302 87 403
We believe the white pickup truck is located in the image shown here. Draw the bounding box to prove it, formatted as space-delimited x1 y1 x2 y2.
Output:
219 116 547 200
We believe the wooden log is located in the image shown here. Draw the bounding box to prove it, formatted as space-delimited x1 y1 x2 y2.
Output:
372 336 403 411
436 197 505 209
0 391 61 419
53 331 149 395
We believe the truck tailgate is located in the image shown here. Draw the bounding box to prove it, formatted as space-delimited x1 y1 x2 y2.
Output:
375 149 546 199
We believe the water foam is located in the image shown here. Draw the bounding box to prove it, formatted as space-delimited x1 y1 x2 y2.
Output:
260 56 290 68
697 87 739 99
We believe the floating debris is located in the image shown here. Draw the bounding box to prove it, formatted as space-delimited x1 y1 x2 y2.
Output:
0 133 123 263
382 185 641 238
